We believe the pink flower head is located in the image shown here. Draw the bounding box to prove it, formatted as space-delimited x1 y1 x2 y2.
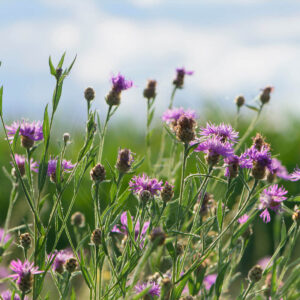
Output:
111 73 133 92
176 67 194 76
6 120 43 142
200 123 239 143
259 184 288 223
47 157 75 176
48 249 73 273
12 154 39 173
238 214 249 224
1 290 28 300
162 107 196 125
0 228 11 244
270 158 291 180
129 174 163 197
10 260 43 285
203 274 217 291
135 281 160 297
290 167 300 181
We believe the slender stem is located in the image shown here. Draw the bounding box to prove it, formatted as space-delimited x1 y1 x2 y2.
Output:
146 98 152 168
168 86 177 109
242 282 254 300
98 105 112 163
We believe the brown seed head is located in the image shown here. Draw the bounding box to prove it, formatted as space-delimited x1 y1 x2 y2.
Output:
90 163 106 183
84 87 95 102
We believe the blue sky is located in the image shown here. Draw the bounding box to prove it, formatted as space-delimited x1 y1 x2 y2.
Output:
1 0 300 128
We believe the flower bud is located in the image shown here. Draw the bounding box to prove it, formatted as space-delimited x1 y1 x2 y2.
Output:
21 135 34 149
139 190 152 203
84 87 95 102
116 148 134 173
106 89 121 106
71 212 85 228
90 163 106 183
248 265 263 282
143 80 157 100
56 68 63 80
260 86 273 104
18 272 33 293
251 161 266 180
65 258 78 273
175 115 196 144
19 233 32 250
91 228 102 246
150 227 166 246
63 133 70 144
252 133 269 151
161 182 174 203
235 95 245 107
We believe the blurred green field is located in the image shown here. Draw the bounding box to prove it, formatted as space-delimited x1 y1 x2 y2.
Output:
1 102 300 276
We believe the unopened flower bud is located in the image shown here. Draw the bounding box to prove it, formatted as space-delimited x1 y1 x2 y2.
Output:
56 68 63 80
90 164 106 183
18 272 33 293
91 228 102 246
116 148 134 173
65 258 78 273
251 161 266 180
252 133 269 151
106 89 121 106
139 190 151 203
71 212 85 228
63 132 70 144
21 135 34 149
84 87 95 102
248 265 263 282
175 115 196 144
143 80 157 100
161 182 174 203
19 233 32 250
260 86 273 104
150 227 166 246
235 95 245 107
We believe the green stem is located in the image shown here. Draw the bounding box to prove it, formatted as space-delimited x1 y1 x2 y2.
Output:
98 105 112 163
242 282 254 300
168 86 177 109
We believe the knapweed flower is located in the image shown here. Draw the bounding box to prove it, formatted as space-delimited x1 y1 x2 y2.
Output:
106 73 133 106
173 67 194 89
175 115 196 143
161 181 174 203
203 274 217 291
0 228 11 244
11 154 38 177
224 155 240 178
129 174 162 197
135 281 160 298
6 120 43 149
200 123 239 143
47 157 75 183
194 137 234 166
143 80 157 100
111 212 150 243
235 95 245 108
162 107 196 127
267 158 291 182
10 260 42 293
290 168 300 181
1 290 27 300
48 249 73 274
238 214 249 224
116 148 134 173
259 184 288 223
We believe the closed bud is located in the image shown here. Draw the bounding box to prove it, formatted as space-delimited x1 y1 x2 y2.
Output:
139 190 151 203
116 148 134 173
260 86 273 104
18 272 33 293
252 133 269 151
21 135 34 149
248 265 263 282
161 182 174 203
150 227 166 246
106 89 121 106
90 163 106 183
91 228 102 246
251 161 266 180
71 212 85 228
175 115 196 144
84 87 95 102
143 80 157 100
65 258 78 273
56 68 63 80
235 95 245 107
63 132 70 144
19 233 32 250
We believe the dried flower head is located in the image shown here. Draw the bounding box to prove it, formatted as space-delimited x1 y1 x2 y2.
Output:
10 259 42 293
129 174 162 197
90 163 106 183
91 228 102 246
63 132 70 144
84 87 95 102
116 148 134 173
71 212 85 228
252 133 269 151
235 95 245 107
6 120 43 149
143 80 157 100
19 233 32 250
173 67 193 89
139 190 152 203
248 265 263 282
259 184 287 223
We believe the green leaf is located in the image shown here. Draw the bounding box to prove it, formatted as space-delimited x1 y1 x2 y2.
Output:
38 158 48 192
280 219 286 244
0 86 3 116
48 56 56 76
215 262 229 297
147 108 155 127
126 211 133 236
288 195 300 202
43 104 50 143
166 241 176 259
57 52 66 69
245 104 260 112
132 286 151 300
11 126 20 153
217 199 223 230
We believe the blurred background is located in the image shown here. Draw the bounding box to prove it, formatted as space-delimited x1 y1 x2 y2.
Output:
1 0 300 295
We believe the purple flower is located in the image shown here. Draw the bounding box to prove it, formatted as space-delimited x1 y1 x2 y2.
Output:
200 123 239 143
238 214 249 224
12 154 39 174
10 259 43 290
1 290 27 300
290 168 300 181
6 121 43 142
48 249 73 274
112 212 150 243
162 107 196 125
47 158 75 176
129 174 163 197
111 73 133 92
259 184 288 223
176 67 194 76
194 137 234 158
270 158 290 180
0 228 11 244
257 256 272 269
135 281 160 297
203 274 217 291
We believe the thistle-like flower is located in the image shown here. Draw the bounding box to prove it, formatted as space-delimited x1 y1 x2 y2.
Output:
200 123 239 143
49 249 73 274
235 95 245 107
129 174 162 197
267 158 291 182
259 86 274 105
6 120 43 149
290 168 300 181
116 148 134 173
0 228 11 244
106 73 133 106
238 214 249 224
11 154 38 177
161 181 174 203
203 274 217 291
173 67 193 89
143 80 157 100
259 184 287 223
135 281 160 298
224 155 240 178
162 107 196 127
1 290 27 300
10 260 42 293
175 115 196 143
47 157 75 183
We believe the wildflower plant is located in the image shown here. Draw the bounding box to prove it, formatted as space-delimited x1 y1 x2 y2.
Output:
0 55 299 300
